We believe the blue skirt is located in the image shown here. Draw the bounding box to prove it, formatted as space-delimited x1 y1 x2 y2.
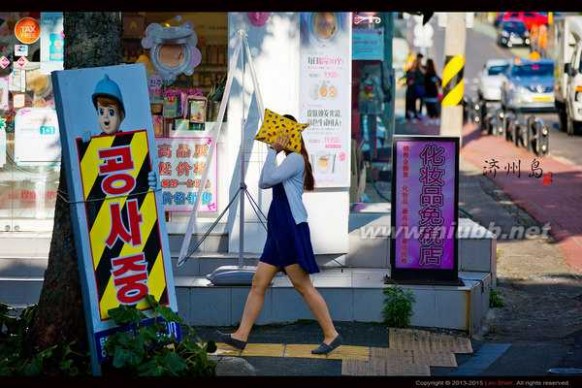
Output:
260 183 320 274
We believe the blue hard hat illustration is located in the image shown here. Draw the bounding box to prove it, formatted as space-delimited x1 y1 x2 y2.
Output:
92 74 125 119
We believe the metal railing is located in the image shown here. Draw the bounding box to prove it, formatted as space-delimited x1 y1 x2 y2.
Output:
467 97 549 157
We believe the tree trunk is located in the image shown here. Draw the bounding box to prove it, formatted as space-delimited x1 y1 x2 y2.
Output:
26 12 122 375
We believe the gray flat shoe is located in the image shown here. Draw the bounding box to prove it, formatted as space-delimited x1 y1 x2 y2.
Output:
216 330 247 350
311 334 342 355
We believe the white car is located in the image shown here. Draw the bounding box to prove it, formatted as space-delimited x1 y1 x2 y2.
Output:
478 59 511 101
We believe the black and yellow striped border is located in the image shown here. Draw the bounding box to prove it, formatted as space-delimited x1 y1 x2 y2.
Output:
441 55 465 107
76 130 169 321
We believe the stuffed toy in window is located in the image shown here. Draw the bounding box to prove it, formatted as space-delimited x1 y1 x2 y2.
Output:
254 109 309 153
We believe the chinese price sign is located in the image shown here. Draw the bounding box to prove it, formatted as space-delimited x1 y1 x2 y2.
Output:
390 136 460 284
156 136 217 212
299 12 352 188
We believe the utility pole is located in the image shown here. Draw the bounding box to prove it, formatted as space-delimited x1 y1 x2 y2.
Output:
440 13 467 139
382 12 395 149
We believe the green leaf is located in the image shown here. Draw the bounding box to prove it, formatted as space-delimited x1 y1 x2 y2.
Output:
161 352 188 376
112 347 143 369
145 294 159 310
21 357 43 376
157 306 183 325
108 305 145 325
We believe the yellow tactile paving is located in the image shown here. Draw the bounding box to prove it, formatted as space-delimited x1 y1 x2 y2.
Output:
212 343 242 356
389 328 473 354
241 343 286 357
370 347 458 367
325 345 370 361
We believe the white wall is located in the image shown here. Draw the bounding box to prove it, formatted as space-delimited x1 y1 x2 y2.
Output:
222 12 349 255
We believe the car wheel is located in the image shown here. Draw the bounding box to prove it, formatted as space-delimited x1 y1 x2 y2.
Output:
558 106 568 132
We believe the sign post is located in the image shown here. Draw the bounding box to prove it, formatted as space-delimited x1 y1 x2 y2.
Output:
52 64 179 374
388 135 461 285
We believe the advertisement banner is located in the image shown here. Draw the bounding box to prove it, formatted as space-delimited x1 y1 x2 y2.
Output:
156 136 217 212
0 76 8 111
14 107 61 166
390 136 459 284
299 12 352 188
0 122 5 168
352 28 384 61
40 12 64 74
52 64 179 368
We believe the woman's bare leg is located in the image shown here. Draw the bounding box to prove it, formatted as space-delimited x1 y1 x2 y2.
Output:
285 264 339 344
231 261 279 342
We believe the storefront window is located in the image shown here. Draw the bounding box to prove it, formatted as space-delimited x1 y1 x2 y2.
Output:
0 13 60 232
0 12 228 232
122 12 227 227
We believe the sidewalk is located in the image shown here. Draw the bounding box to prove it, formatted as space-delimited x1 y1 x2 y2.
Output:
460 122 582 274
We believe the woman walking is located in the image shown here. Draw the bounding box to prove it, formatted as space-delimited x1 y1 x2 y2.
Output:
217 115 342 355
405 58 420 121
423 58 442 125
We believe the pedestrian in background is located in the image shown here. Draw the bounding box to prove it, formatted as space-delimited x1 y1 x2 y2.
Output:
405 54 424 122
405 58 419 121
413 53 426 118
530 24 539 53
538 24 548 57
217 116 342 355
423 58 442 125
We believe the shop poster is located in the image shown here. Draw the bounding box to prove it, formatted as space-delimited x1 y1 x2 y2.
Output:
0 119 6 168
299 12 352 188
14 108 61 166
40 12 64 74
156 136 217 212
390 136 460 284
52 64 179 371
0 76 8 111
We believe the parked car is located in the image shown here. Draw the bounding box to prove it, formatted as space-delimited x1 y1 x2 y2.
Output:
495 12 548 30
497 20 530 48
501 58 556 113
478 59 510 101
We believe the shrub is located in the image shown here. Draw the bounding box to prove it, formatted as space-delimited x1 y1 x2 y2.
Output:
489 289 504 308
102 295 216 377
0 303 88 376
382 286 416 328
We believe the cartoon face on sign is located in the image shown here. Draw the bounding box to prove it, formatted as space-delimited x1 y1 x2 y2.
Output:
92 75 126 135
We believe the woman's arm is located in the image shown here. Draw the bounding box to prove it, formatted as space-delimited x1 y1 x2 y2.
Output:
259 149 303 189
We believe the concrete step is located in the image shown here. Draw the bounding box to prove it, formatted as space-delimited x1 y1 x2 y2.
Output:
0 269 491 335
0 216 495 279
0 232 52 258
174 268 492 335
0 228 230 261
0 277 43 306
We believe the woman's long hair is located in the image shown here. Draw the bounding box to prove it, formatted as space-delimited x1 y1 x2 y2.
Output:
425 58 437 77
283 114 315 191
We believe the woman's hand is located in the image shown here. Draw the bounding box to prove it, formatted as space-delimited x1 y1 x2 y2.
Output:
271 135 290 153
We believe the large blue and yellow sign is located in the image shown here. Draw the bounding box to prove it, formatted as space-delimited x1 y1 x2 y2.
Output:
77 130 170 320
52 64 178 372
